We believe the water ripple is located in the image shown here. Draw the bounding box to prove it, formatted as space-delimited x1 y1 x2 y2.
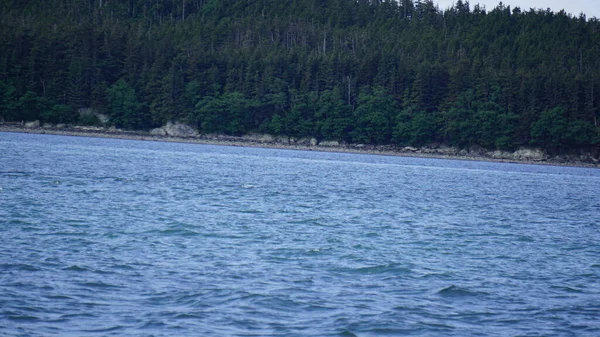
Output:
1 132 600 336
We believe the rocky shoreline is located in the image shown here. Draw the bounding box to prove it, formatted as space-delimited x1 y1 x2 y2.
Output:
1 122 598 168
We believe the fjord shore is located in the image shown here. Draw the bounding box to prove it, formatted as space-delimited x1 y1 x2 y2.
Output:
1 124 598 168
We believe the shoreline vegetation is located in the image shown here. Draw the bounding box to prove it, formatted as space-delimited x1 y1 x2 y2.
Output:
2 123 598 168
2 1 600 162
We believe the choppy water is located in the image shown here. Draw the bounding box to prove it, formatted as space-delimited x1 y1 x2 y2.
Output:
1 132 599 336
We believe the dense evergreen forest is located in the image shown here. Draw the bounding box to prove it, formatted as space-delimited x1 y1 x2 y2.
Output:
1 0 599 152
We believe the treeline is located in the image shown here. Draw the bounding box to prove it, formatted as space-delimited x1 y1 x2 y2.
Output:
1 0 599 152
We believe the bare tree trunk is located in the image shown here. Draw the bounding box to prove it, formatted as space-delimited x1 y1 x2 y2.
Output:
346 76 352 105
323 30 327 55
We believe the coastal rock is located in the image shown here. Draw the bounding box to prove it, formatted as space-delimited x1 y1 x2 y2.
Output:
292 138 314 146
437 145 459 155
403 146 418 152
25 120 41 128
240 133 283 143
165 121 198 137
491 150 512 160
274 135 290 144
150 127 167 136
257 134 275 143
152 121 198 138
468 145 487 156
513 147 546 161
72 125 104 131
319 140 340 147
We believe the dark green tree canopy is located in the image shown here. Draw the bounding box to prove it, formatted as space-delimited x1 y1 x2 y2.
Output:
1 0 599 152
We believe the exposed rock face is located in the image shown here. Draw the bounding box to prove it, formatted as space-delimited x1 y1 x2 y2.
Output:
253 134 274 143
491 148 547 161
513 148 546 161
150 128 167 136
239 134 292 144
151 121 198 138
319 140 340 147
72 125 104 131
290 138 311 146
25 120 41 128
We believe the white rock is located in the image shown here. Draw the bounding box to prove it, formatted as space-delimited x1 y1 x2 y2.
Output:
25 120 40 128
150 128 167 136
513 147 545 161
319 140 340 147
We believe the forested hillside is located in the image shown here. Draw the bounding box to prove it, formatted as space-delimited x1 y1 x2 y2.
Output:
1 0 599 152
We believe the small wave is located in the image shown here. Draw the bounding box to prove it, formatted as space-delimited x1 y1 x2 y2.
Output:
436 285 487 297
174 313 204 319
419 272 452 279
517 236 535 242
47 231 87 237
139 320 168 329
8 314 39 322
45 295 73 300
239 209 262 214
82 326 125 333
1 263 41 272
60 313 96 319
79 281 120 288
111 264 136 271
63 265 89 272
348 263 411 275
149 228 200 237
0 171 29 177
241 184 256 189
550 285 584 293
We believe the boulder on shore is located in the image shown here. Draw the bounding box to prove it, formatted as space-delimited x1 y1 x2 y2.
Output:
513 147 546 161
319 140 340 147
151 121 198 138
25 120 41 128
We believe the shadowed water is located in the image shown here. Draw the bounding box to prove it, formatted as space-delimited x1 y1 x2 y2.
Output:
1 132 599 336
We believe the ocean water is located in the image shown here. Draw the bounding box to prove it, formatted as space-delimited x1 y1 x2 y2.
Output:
1 132 599 337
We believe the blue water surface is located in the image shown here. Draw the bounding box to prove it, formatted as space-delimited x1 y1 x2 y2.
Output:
1 132 599 336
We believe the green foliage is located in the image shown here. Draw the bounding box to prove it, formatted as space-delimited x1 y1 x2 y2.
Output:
41 104 77 125
315 88 354 142
393 108 441 146
19 91 48 122
78 112 103 127
353 87 397 144
194 92 253 135
0 82 19 121
531 106 599 150
106 79 146 129
0 0 599 152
